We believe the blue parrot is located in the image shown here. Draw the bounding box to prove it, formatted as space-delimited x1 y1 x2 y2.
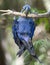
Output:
12 4 42 63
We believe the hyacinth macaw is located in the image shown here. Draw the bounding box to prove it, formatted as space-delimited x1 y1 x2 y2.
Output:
12 4 42 63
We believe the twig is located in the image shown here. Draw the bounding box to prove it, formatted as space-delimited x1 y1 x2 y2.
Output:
0 9 50 18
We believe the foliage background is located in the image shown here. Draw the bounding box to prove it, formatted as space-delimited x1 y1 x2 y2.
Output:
0 0 50 65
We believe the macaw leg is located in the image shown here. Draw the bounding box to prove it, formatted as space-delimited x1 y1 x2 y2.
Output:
21 38 42 63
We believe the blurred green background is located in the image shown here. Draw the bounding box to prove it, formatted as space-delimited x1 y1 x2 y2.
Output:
0 0 50 65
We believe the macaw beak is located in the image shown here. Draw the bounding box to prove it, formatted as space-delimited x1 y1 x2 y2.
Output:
24 8 30 17
21 7 31 17
25 8 29 15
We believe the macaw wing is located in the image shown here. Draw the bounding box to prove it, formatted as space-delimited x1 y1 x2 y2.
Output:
12 19 19 38
12 19 20 46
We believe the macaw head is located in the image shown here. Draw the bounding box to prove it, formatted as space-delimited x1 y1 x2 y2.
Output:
21 4 31 16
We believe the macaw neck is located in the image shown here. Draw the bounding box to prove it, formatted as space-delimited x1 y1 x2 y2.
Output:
17 17 33 21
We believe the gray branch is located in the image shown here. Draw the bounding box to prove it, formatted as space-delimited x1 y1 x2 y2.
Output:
0 9 50 18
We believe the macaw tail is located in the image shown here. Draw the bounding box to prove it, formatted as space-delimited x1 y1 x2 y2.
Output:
33 55 43 63
16 34 43 64
17 44 26 57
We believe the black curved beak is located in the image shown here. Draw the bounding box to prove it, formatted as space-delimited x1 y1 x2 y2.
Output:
25 8 29 17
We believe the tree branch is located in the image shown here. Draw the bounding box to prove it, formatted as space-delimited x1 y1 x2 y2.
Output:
0 9 50 18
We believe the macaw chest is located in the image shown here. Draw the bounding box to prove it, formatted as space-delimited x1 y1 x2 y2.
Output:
17 17 35 34
18 21 31 33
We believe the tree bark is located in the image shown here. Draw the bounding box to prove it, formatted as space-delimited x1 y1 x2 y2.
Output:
0 27 6 65
0 18 7 65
